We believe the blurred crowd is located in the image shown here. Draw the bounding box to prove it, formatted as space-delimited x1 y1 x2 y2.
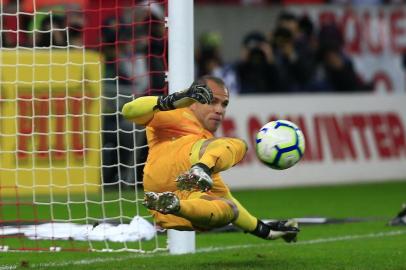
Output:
0 1 393 96
196 11 373 94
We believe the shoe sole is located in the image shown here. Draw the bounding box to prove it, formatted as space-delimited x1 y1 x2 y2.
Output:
144 192 180 214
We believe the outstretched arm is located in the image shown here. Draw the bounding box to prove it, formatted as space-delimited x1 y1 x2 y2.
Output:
121 96 159 125
121 82 213 125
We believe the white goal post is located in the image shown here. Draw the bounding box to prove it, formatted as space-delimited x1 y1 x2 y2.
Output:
167 0 196 255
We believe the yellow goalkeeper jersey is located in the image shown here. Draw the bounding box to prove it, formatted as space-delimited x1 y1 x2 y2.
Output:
143 108 230 196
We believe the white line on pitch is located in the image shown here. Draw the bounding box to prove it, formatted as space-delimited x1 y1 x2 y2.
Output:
0 230 405 270
197 229 406 253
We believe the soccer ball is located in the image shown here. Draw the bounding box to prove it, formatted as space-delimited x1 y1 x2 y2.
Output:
255 120 305 170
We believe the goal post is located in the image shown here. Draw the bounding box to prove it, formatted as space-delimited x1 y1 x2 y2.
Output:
0 0 198 253
167 0 196 255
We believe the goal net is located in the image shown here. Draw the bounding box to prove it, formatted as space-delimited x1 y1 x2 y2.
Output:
0 0 168 252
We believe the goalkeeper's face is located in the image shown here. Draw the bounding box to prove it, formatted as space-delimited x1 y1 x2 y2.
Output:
190 80 229 133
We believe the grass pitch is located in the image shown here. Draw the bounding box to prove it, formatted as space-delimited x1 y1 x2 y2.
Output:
1 180 406 270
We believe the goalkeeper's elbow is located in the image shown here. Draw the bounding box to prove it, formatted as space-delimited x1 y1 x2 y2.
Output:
121 96 159 125
121 101 135 120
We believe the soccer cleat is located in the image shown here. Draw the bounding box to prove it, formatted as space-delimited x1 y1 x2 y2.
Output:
267 219 300 243
143 191 180 214
175 164 213 192
143 192 159 210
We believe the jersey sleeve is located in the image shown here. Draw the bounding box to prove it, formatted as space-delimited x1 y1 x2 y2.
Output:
147 109 184 129
121 96 159 125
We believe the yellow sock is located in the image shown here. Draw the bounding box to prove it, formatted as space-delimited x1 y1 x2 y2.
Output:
195 138 247 173
224 193 258 232
176 197 237 229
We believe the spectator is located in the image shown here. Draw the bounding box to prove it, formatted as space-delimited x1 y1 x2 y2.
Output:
318 43 370 92
68 22 83 47
315 23 371 92
127 0 167 95
66 10 84 47
297 15 318 56
196 32 223 77
271 27 313 92
35 14 67 47
236 31 280 94
269 11 319 92
195 31 239 94
275 11 300 41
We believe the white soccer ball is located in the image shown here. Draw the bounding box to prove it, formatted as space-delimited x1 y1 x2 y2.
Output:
255 120 305 170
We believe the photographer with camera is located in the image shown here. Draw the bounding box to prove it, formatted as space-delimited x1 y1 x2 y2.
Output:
236 31 280 94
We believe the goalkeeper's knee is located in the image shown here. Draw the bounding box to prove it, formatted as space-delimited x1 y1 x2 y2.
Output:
192 137 248 174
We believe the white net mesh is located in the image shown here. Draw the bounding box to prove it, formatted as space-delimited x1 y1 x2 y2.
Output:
0 0 168 252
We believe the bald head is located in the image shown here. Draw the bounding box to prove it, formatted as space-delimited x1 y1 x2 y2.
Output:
190 76 229 133
198 75 229 99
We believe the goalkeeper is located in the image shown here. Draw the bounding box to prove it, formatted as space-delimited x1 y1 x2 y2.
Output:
122 75 299 242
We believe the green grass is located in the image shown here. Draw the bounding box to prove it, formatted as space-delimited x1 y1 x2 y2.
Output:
1 180 406 269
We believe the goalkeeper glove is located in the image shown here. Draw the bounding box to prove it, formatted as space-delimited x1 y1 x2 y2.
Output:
251 219 299 243
156 82 213 111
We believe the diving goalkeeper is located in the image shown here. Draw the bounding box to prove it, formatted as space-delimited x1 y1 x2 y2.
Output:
122 75 299 241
